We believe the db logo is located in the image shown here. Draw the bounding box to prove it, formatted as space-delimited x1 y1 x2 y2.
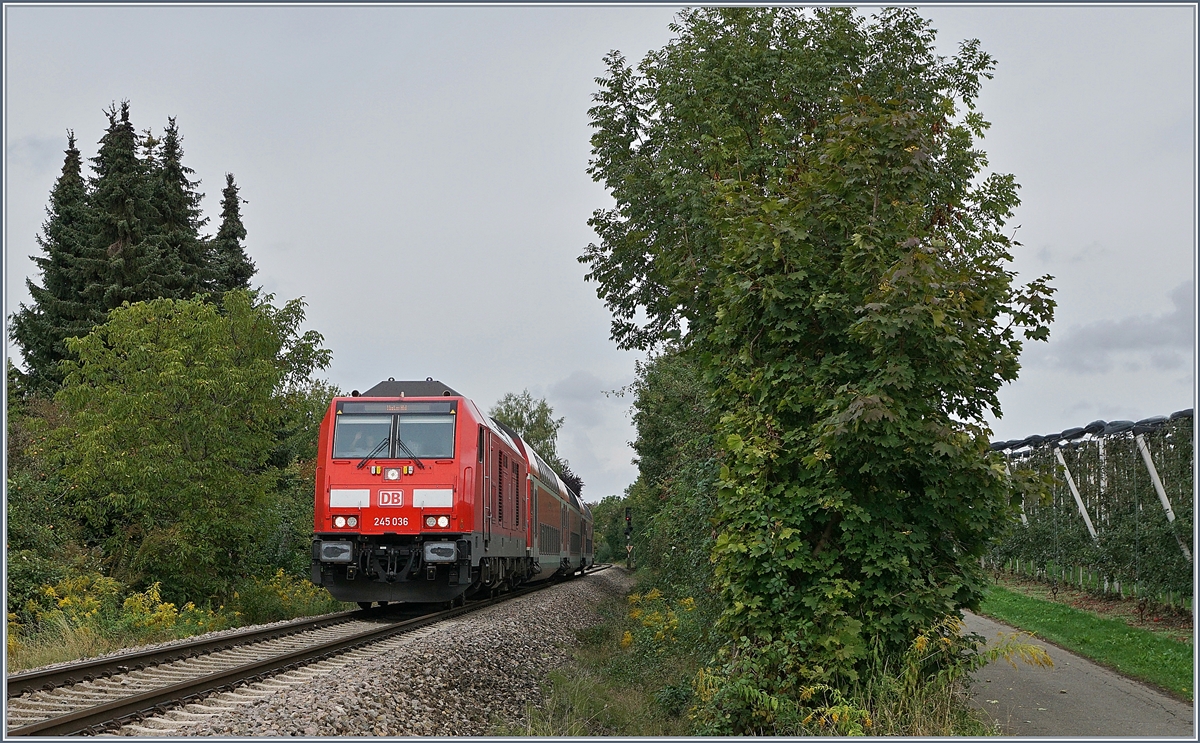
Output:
378 490 404 507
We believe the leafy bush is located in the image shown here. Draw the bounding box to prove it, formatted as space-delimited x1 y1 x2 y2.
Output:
6 567 344 671
231 569 345 625
53 291 330 603
691 614 1046 736
622 348 721 615
625 589 700 653
7 571 234 671
5 391 82 617
120 582 230 635
654 681 694 718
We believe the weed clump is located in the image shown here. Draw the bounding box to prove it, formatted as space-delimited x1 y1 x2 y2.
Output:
498 572 1054 737
692 614 1048 736
6 568 345 672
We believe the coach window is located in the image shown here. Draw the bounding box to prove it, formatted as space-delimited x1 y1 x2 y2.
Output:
332 415 393 458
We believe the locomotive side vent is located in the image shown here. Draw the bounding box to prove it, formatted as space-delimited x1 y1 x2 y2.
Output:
497 452 505 524
513 461 521 526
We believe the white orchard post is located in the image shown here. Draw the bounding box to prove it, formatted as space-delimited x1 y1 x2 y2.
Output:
1055 447 1098 541
1135 433 1192 563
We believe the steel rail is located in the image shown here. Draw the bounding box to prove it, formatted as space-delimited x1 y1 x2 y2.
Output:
6 569 611 737
7 564 609 739
6 609 366 699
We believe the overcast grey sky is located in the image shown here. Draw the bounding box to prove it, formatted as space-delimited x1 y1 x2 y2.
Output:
4 4 1195 501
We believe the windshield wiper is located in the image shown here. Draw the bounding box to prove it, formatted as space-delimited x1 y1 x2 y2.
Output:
356 437 391 469
395 436 426 469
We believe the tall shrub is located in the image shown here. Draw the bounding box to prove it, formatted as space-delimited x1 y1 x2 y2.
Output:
55 290 330 602
581 8 1055 730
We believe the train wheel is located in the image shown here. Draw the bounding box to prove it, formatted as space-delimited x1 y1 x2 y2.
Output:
357 601 372 610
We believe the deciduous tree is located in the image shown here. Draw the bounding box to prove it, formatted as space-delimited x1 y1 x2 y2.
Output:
54 290 331 602
489 390 582 494
581 7 1055 730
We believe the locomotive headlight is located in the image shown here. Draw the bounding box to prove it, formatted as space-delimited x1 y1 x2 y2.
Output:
384 468 401 481
334 516 347 528
347 516 359 528
424 515 437 527
436 516 449 528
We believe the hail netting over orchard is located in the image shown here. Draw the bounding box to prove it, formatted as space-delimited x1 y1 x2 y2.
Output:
9 101 256 393
580 8 1055 731
989 410 1194 604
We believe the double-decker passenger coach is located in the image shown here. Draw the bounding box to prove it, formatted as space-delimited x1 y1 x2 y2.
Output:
311 379 592 606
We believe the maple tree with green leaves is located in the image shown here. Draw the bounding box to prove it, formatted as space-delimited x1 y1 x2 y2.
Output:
581 7 1055 731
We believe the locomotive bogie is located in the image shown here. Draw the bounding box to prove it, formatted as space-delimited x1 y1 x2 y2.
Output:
311 379 593 604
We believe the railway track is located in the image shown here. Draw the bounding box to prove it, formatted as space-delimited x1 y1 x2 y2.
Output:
6 566 609 736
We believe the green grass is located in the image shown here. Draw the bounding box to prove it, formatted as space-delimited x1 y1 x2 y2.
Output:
493 575 1003 737
979 584 1194 700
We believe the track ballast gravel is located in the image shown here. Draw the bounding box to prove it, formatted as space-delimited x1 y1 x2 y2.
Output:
113 568 633 736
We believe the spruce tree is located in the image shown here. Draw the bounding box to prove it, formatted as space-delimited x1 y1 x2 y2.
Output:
13 102 259 389
9 132 106 391
209 173 255 293
88 101 181 310
149 117 211 297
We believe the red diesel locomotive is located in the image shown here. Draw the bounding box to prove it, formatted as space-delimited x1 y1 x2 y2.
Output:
310 379 593 605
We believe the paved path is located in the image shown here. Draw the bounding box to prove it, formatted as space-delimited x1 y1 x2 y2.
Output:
963 611 1194 737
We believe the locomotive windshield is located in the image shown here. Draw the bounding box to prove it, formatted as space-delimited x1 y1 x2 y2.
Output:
332 413 455 459
396 414 455 458
332 415 392 458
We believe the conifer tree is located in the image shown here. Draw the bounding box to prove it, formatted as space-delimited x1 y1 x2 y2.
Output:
9 132 106 391
148 117 211 297
88 101 181 310
209 173 255 293
13 101 259 389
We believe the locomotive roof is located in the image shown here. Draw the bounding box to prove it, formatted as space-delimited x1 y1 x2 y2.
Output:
353 380 586 512
361 379 461 397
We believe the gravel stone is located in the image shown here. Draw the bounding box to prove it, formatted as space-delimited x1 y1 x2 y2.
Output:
116 568 633 736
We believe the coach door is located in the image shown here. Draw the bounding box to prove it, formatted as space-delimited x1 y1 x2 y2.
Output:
560 503 568 557
529 478 537 553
